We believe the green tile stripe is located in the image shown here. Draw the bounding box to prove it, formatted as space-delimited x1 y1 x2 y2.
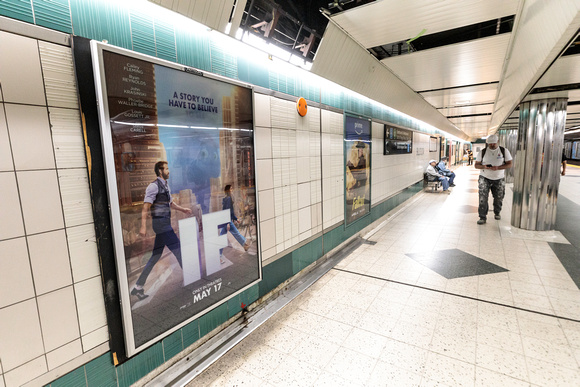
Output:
0 0 34 23
129 9 156 57
153 17 177 62
69 0 132 49
32 0 72 33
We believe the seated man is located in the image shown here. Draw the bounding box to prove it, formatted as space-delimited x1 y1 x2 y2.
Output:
426 160 450 193
436 157 456 187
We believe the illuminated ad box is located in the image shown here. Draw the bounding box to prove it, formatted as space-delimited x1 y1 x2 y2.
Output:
91 42 261 356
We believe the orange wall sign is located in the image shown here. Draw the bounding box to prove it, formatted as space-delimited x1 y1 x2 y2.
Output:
296 97 307 116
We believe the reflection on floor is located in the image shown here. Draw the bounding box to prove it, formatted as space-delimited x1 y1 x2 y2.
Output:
189 165 580 386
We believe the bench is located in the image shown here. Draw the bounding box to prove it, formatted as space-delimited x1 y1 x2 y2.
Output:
423 173 442 192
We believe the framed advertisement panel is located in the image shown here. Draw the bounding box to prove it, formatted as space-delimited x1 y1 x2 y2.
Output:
90 42 261 357
384 124 413 155
344 114 371 225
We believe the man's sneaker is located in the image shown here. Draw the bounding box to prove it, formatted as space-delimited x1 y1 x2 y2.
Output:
444 190 451 194
494 214 501 220
450 183 456 187
477 218 486 225
243 240 252 251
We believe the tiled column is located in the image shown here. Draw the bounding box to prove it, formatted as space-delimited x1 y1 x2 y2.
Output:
512 97 567 230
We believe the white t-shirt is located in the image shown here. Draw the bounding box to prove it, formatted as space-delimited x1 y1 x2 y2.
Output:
477 147 512 180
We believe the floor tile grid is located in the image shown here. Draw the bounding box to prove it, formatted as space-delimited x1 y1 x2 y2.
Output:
189 165 580 386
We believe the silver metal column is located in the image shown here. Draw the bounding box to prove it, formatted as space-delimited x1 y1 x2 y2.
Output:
498 128 518 184
512 97 567 231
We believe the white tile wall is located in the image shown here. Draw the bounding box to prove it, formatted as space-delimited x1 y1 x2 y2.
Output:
17 170 64 235
81 326 109 352
66 224 101 283
3 356 46 387
49 108 86 169
0 299 45 371
38 41 79 109
0 32 106 386
254 127 272 160
4 104 55 171
256 159 274 191
74 277 108 336
0 172 25 240
46 339 82 370
27 230 72 295
259 218 276 252
0 238 35 309
253 93 271 127
0 107 13 172
258 189 275 221
0 31 46 105
58 168 94 228
37 287 80 352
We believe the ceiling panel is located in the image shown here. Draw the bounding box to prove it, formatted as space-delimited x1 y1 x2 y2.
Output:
382 34 511 91
311 22 470 140
438 104 494 117
420 84 498 108
535 54 580 88
567 89 580 102
331 0 519 49
489 0 580 132
568 105 580 114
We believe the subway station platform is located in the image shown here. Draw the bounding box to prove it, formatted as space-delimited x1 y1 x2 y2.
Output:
187 164 580 386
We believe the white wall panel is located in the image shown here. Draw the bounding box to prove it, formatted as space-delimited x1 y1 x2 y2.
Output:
39 41 79 109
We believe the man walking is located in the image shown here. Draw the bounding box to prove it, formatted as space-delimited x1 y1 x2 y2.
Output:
131 161 192 300
474 135 512 224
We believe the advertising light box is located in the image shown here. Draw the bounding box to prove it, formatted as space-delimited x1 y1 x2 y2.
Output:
91 42 261 356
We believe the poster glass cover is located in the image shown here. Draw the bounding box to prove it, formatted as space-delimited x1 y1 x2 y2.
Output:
92 45 261 355
344 115 371 225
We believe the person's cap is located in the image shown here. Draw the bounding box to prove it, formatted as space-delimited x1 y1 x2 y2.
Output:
486 134 499 144
429 159 437 164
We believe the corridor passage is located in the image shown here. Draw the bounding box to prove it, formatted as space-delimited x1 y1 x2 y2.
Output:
189 164 580 386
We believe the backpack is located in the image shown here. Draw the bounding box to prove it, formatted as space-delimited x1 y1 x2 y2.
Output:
481 146 506 164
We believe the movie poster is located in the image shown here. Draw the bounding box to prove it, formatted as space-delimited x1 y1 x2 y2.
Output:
344 115 371 225
93 45 261 355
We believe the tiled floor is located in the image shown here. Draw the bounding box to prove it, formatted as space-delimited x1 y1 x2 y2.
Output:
188 165 580 386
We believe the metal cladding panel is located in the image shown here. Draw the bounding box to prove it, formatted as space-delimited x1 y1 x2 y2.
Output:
420 84 498 109
382 34 511 91
490 0 580 132
149 0 234 31
535 54 580 88
312 23 468 140
331 0 519 49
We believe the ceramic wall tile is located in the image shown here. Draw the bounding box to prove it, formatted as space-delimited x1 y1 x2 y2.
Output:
254 127 272 160
49 108 86 169
27 229 72 295
38 42 79 109
296 157 311 184
74 277 107 336
0 299 45 371
67 224 101 283
298 207 312 234
258 189 275 221
58 168 94 228
3 356 47 387
37 287 80 352
46 339 82 370
0 32 45 105
4 104 54 171
0 238 35 309
259 218 276 252
296 131 310 157
0 107 13 172
0 172 24 240
254 93 271 127
17 170 64 235
298 182 311 209
256 159 274 191
81 326 108 352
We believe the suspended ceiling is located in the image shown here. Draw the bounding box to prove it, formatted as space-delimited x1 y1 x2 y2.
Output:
312 0 580 140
